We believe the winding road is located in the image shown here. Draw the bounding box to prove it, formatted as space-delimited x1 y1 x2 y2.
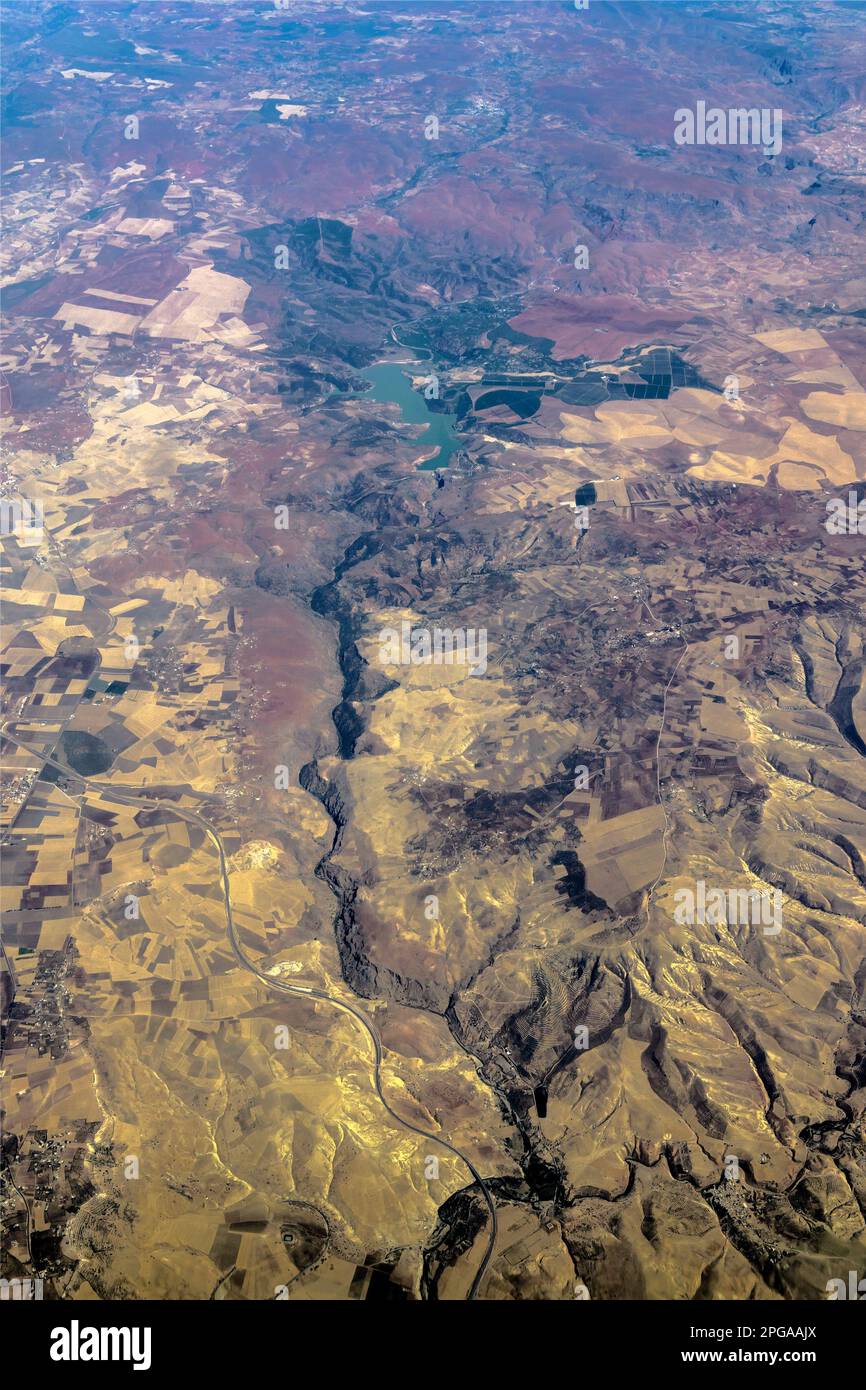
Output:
1 727 498 1299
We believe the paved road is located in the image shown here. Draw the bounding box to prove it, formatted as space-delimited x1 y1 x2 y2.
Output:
1 727 498 1299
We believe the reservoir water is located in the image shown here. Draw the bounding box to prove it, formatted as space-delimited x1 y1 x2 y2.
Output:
357 363 459 470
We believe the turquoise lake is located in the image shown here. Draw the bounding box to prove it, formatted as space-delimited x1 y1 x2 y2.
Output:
358 363 459 470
